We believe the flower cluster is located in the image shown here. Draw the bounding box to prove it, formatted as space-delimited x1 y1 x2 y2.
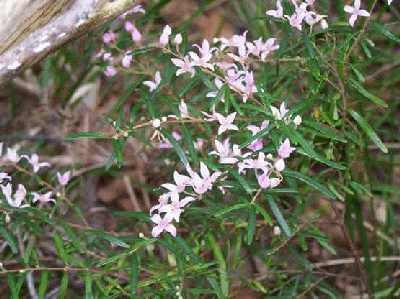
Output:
266 0 394 29
170 33 279 102
266 0 328 30
0 143 71 209
98 1 394 238
98 5 146 77
150 162 221 237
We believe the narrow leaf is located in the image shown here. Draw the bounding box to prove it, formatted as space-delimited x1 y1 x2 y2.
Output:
350 110 388 154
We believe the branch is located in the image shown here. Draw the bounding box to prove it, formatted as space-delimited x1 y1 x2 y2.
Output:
0 0 136 85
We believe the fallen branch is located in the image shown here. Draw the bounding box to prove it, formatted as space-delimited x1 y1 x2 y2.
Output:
0 0 136 85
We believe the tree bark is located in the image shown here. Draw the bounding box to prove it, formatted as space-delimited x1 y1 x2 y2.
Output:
0 0 136 85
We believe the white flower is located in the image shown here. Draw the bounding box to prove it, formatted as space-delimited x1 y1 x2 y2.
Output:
215 112 239 135
22 154 50 173
270 102 289 120
171 56 195 77
57 171 71 186
210 139 242 164
1 183 27 208
143 71 161 92
266 0 283 19
293 115 302 126
151 214 176 237
179 100 189 118
159 25 172 46
344 0 370 27
174 34 183 45
32 192 55 204
187 162 221 195
274 158 285 172
159 196 195 222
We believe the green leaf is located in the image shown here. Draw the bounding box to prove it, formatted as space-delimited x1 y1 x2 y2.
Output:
130 254 140 298
215 203 249 217
38 271 49 299
349 110 388 154
266 195 292 237
53 234 69 263
303 120 347 143
66 131 109 140
229 170 253 194
240 124 274 149
371 22 400 44
349 78 388 108
207 233 229 298
284 170 336 200
161 129 189 166
247 205 257 245
0 227 18 254
281 126 346 170
85 275 93 299
101 234 130 248
59 273 69 299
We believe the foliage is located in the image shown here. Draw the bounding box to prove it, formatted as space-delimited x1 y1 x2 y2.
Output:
0 0 399 298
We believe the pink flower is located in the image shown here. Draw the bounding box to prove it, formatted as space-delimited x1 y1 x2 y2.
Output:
238 152 271 174
32 192 55 204
150 194 169 214
125 22 142 43
278 138 296 159
257 172 281 189
1 183 27 208
189 39 215 70
143 71 161 92
104 66 117 77
194 138 205 151
210 139 243 164
344 0 370 27
158 131 182 149
103 52 113 62
213 112 239 135
161 170 191 196
103 31 116 44
266 0 283 19
22 154 50 173
242 71 257 102
159 196 195 222
171 56 195 77
187 162 221 195
256 38 279 61
122 54 133 68
57 171 71 186
247 121 269 151
159 25 172 47
151 214 176 237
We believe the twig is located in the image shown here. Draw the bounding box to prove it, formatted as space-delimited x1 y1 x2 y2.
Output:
312 256 400 268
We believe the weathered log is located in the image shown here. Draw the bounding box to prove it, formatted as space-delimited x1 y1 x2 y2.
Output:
0 0 136 85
